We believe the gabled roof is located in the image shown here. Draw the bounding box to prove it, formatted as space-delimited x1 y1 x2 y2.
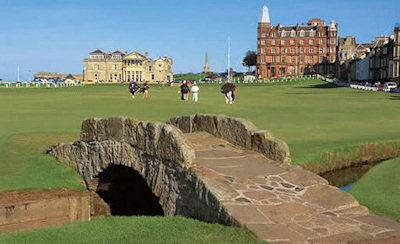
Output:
112 51 124 55
356 43 371 49
123 51 147 60
90 49 105 55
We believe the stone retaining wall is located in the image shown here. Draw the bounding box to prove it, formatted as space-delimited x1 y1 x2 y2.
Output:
0 190 91 231
169 114 291 163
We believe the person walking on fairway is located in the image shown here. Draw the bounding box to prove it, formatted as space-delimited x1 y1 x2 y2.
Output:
220 82 237 104
140 82 150 99
129 81 140 99
180 81 190 100
191 82 199 103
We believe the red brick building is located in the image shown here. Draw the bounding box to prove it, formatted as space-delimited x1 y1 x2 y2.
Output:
256 6 338 79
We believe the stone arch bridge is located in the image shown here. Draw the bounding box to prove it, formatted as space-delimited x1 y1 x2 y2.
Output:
48 114 400 243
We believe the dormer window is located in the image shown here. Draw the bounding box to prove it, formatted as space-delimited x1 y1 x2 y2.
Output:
281 30 286 37
300 30 305 37
91 55 104 59
310 30 316 37
290 30 296 37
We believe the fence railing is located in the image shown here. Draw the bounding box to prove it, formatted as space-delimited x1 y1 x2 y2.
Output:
198 75 322 84
0 82 84 88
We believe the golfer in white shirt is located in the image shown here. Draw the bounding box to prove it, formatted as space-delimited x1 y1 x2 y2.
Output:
191 82 199 103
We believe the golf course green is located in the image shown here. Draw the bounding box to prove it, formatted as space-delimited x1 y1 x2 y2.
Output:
0 79 399 241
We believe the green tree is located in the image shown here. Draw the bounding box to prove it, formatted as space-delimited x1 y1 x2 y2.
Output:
242 51 257 72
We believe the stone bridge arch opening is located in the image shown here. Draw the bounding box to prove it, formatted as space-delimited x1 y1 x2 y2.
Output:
96 165 164 216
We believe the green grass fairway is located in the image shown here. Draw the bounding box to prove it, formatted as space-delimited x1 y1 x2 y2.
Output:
0 79 399 224
349 157 400 221
0 216 264 243
1 80 399 192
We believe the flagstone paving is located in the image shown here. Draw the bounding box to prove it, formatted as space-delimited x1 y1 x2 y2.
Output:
186 132 400 244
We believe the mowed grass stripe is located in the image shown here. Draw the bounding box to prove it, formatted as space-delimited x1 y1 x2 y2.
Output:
0 216 265 243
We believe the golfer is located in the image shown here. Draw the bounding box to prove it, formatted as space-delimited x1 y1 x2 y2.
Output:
140 82 150 99
180 81 190 100
220 82 237 104
191 82 199 102
129 81 140 99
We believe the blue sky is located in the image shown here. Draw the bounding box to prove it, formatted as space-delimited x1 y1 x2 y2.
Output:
0 0 399 81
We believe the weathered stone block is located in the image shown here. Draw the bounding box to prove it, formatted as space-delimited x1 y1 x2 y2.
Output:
192 114 219 135
215 116 256 148
303 185 359 211
252 130 291 163
190 114 257 148
103 117 127 141
80 118 100 141
95 117 127 142
281 166 328 187
169 115 193 133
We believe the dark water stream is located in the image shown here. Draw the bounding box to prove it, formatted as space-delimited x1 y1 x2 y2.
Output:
319 161 381 191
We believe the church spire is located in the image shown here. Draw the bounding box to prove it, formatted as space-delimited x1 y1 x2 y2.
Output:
260 5 270 23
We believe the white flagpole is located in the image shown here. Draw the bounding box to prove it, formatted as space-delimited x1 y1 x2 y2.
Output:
228 37 231 82
17 66 20 82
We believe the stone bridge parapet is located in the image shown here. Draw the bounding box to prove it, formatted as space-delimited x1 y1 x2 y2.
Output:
169 114 291 163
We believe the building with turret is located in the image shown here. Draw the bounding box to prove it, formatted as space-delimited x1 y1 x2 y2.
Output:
83 50 173 83
256 5 338 79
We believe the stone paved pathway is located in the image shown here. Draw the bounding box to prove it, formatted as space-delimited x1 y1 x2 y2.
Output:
186 132 400 244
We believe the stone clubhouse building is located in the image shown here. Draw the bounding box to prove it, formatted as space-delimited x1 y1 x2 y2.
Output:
256 6 338 79
83 50 173 83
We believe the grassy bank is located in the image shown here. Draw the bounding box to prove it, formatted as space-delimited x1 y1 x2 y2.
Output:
0 216 264 243
0 133 84 192
349 157 400 221
300 141 400 174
